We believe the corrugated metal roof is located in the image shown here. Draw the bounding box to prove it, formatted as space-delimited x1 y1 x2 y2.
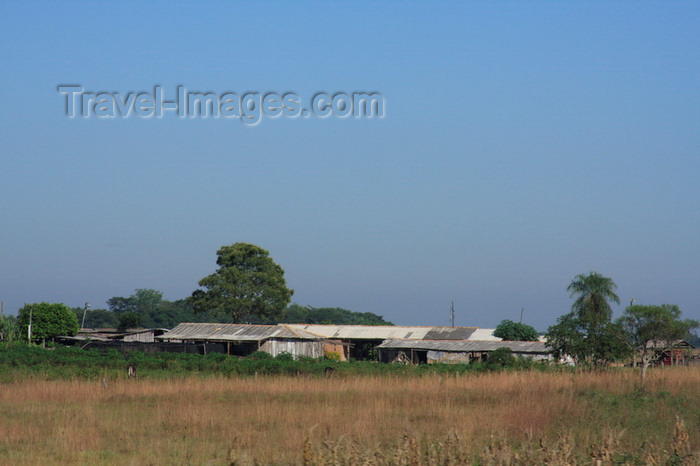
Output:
159 324 514 344
376 339 548 353
423 327 477 340
158 323 322 341
62 328 166 341
468 329 501 341
286 324 479 340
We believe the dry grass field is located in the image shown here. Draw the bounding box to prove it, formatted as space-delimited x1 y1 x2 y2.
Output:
0 368 697 465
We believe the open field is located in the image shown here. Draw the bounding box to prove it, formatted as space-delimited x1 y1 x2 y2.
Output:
0 368 698 465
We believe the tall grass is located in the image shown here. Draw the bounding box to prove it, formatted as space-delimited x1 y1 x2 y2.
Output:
0 368 697 464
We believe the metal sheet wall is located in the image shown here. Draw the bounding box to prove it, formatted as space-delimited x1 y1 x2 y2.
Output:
260 339 324 359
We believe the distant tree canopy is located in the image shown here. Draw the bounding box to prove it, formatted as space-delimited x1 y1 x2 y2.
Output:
107 289 211 329
493 320 539 341
71 307 119 329
107 288 163 316
189 243 293 323
271 304 393 325
79 294 391 329
70 289 234 331
17 302 79 342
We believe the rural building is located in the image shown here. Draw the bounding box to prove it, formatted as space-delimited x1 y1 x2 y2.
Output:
646 340 696 367
57 328 181 354
285 324 495 360
64 323 548 364
157 323 511 361
158 323 328 358
375 339 550 364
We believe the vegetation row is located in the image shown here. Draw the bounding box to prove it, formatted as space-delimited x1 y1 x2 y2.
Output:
0 344 550 381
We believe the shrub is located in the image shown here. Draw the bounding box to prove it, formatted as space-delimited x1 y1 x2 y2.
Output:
487 348 516 367
248 350 273 360
275 352 294 361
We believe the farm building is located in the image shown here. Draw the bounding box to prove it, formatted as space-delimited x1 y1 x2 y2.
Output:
284 324 496 360
157 323 538 362
158 323 328 358
646 340 696 367
375 339 550 364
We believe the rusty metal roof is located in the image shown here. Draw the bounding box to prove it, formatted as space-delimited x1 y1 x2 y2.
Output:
376 339 548 353
158 323 322 342
285 324 480 340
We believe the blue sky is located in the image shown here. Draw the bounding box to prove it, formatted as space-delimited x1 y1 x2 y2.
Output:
1 2 698 330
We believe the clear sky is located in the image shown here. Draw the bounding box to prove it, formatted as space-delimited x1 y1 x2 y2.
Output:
1 2 698 330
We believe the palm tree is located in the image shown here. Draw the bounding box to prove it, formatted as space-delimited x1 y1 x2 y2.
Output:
567 272 620 328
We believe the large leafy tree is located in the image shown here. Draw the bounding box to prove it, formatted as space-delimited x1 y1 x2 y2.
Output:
547 272 628 367
189 243 293 323
546 313 629 366
17 302 79 342
493 319 539 341
617 304 698 381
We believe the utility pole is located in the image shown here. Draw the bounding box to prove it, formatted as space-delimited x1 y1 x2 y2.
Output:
1 300 4 316
520 307 524 324
450 302 455 327
81 302 90 329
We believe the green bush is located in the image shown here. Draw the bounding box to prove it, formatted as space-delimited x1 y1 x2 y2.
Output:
248 351 273 360
487 348 516 367
275 352 294 361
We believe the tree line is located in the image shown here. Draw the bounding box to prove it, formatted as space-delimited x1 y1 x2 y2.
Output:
546 271 698 379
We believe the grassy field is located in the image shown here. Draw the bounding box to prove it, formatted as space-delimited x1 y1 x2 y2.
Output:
0 368 697 465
